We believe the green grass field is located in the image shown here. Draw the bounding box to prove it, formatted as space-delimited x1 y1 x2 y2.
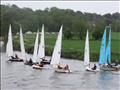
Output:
13 32 120 62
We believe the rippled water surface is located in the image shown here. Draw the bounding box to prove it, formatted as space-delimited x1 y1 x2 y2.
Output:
1 52 120 90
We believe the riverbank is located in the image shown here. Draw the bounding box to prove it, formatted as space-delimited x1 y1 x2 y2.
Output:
12 32 120 62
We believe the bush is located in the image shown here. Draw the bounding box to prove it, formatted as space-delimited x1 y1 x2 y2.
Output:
63 28 73 39
92 22 106 40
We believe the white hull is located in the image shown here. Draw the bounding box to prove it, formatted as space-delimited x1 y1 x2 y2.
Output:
100 66 119 71
32 65 44 69
9 58 23 62
54 68 71 73
85 67 100 72
86 68 100 72
112 65 120 69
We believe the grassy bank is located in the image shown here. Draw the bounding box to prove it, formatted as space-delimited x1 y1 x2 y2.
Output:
13 32 120 62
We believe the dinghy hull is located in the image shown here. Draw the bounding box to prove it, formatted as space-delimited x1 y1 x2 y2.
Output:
100 66 119 71
24 62 33 66
86 69 100 72
54 69 71 73
32 65 44 69
9 59 23 62
41 60 50 64
85 67 99 72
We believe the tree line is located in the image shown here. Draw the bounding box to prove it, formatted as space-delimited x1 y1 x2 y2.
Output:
1 4 120 41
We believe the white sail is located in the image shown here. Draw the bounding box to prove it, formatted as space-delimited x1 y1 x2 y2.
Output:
84 30 90 66
32 31 39 63
50 25 63 65
6 24 14 57
20 25 26 61
38 24 45 62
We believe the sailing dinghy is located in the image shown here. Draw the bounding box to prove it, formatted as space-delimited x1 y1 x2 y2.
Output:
19 25 27 62
50 25 71 73
6 24 23 62
32 25 50 69
32 30 48 69
38 25 51 65
84 30 99 72
99 26 119 71
27 30 39 67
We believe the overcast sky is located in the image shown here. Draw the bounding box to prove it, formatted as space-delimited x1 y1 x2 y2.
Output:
1 1 120 15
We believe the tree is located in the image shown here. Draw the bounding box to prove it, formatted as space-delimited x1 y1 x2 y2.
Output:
63 28 73 39
72 20 87 39
1 4 120 42
92 21 106 40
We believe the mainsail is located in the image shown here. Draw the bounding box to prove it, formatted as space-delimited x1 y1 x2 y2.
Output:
20 25 26 61
6 24 14 57
105 26 111 64
84 30 90 66
32 31 39 63
50 25 63 65
99 28 106 64
38 24 45 62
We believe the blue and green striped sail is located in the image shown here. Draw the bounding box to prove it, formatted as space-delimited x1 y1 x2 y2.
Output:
99 28 106 65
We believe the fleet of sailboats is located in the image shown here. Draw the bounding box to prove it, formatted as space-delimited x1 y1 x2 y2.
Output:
32 25 51 69
37 24 45 63
6 24 120 72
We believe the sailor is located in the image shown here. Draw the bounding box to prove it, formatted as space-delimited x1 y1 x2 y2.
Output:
29 58 33 64
11 56 14 59
64 64 69 70
39 62 44 67
114 61 118 66
58 65 63 69
41 57 46 61
92 64 97 70
15 54 19 59
107 63 112 68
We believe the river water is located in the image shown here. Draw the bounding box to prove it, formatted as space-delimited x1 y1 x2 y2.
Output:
1 51 120 90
